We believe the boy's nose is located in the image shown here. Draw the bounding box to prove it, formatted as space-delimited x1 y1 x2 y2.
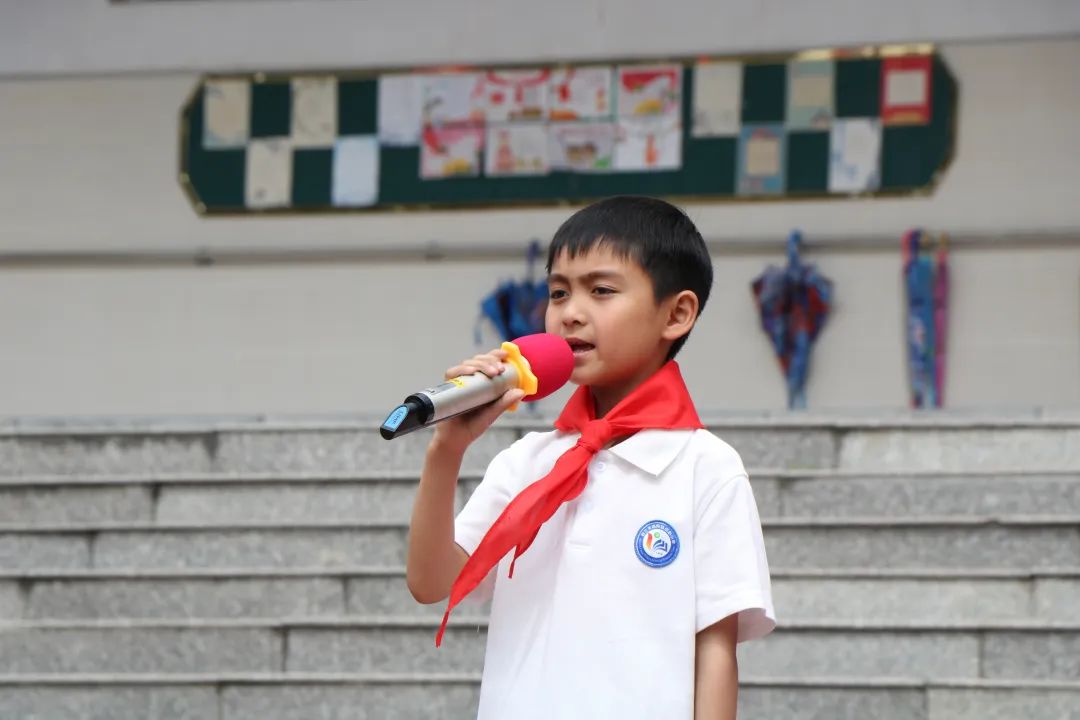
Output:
558 302 586 327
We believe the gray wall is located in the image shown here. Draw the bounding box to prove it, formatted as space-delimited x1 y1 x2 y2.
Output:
3 0 1079 76
1 11 1078 416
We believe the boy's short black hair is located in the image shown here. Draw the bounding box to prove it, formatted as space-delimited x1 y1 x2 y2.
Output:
546 195 713 360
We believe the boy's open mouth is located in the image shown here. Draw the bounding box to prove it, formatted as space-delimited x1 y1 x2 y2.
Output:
566 338 595 355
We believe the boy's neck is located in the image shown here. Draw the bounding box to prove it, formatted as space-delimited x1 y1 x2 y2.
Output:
588 356 670 418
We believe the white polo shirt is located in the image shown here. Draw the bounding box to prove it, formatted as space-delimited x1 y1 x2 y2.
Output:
454 427 775 720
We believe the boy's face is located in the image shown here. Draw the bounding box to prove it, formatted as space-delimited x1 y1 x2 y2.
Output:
546 245 679 395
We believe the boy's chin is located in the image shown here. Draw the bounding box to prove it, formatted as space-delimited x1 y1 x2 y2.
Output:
569 366 594 386
569 363 609 388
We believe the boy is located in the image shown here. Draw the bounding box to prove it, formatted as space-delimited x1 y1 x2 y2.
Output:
407 196 775 719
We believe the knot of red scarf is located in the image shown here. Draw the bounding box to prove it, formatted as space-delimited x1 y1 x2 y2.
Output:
435 360 703 646
576 419 610 454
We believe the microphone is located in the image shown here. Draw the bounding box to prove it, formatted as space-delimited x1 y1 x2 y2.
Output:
379 333 574 440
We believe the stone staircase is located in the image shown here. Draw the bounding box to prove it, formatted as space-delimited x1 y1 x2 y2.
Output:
1 417 1079 719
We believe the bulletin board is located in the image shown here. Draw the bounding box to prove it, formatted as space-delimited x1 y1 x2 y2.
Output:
179 45 957 214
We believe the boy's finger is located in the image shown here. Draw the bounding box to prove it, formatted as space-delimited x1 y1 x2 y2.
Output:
477 351 507 365
465 358 504 377
446 352 509 380
445 365 476 379
474 388 526 427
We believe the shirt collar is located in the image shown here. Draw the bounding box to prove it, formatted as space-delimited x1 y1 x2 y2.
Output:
606 428 696 477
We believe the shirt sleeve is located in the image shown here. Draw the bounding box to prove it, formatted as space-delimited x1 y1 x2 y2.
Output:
453 441 521 605
694 470 776 642
455 444 519 555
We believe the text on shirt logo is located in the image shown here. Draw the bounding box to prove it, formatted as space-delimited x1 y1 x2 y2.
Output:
634 520 680 568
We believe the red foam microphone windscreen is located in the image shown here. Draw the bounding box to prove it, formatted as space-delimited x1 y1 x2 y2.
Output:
511 333 574 402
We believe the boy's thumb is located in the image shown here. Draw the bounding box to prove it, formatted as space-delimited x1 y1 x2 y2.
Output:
493 388 525 413
478 388 526 426
503 388 527 407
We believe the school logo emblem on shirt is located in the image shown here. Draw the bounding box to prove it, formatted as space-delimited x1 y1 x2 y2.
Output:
635 520 680 568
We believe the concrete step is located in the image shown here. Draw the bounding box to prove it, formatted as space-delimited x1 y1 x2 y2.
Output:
3 567 1080 625
1 617 1079 682
0 476 479 525
743 679 1080 720
4 417 1077 715
0 425 515 477
770 471 1080 519
0 674 479 720
4 416 1080 476
2 470 1078 524
1 675 1076 720
2 516 1078 571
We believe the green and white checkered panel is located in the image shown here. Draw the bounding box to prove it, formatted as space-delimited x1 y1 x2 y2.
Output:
188 76 378 210
181 51 955 213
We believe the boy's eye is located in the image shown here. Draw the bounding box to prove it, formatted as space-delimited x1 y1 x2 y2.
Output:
592 286 615 295
549 289 568 300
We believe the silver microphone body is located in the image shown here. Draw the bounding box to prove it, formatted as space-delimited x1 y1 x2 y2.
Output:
420 364 523 423
380 364 523 439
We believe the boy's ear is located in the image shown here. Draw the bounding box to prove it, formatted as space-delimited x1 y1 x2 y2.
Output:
661 290 699 342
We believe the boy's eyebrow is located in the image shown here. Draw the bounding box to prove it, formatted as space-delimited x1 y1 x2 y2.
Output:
547 270 625 285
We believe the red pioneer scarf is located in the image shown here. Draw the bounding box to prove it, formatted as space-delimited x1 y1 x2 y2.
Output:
436 360 703 646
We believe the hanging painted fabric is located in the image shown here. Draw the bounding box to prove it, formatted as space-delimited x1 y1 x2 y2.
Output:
751 230 833 409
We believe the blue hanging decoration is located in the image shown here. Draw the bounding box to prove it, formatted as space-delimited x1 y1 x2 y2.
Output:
903 229 949 408
476 239 549 345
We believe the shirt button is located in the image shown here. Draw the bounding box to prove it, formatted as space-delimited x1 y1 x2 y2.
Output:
594 461 606 472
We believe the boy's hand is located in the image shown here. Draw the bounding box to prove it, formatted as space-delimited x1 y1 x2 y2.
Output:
431 348 526 453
